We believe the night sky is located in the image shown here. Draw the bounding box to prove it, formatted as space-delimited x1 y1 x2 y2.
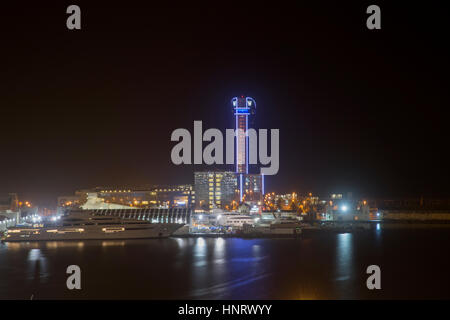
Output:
1 1 449 206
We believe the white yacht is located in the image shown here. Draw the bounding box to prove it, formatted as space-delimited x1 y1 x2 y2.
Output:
2 210 183 242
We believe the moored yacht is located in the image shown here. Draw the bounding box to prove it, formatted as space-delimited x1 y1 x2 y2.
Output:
2 210 183 242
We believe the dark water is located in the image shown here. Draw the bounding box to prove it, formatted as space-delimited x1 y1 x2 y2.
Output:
1 227 450 299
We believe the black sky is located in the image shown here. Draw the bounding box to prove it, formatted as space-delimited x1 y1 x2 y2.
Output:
1 1 449 206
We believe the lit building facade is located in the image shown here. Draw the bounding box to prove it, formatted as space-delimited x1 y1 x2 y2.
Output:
231 96 259 201
67 185 195 210
194 171 237 210
151 185 195 208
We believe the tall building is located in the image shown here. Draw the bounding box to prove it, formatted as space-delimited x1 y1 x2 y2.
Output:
194 171 237 210
231 96 256 174
231 96 264 206
231 96 258 201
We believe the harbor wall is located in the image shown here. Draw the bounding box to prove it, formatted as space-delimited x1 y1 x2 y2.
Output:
382 210 450 221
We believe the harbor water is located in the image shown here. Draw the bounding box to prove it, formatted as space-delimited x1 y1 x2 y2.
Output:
1 226 449 299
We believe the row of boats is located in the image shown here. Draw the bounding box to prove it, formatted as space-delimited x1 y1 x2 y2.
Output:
1 208 312 242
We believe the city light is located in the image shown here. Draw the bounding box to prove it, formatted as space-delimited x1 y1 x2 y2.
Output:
31 215 42 223
341 205 348 212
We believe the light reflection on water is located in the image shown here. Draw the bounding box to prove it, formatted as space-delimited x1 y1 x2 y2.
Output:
213 237 226 265
7 241 85 250
190 238 270 299
174 237 186 249
6 240 128 251
335 233 354 282
101 241 125 247
27 248 48 282
27 248 42 261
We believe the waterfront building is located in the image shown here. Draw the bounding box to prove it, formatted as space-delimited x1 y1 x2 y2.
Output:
151 185 194 208
96 189 157 207
322 198 373 221
262 195 450 222
89 207 191 224
63 185 195 210
194 171 237 210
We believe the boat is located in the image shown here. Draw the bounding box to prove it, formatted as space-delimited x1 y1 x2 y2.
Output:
1 210 183 242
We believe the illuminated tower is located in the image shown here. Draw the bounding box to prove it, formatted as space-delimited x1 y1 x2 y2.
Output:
231 96 256 201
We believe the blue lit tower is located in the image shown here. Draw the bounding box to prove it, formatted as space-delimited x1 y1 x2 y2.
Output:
231 96 256 202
